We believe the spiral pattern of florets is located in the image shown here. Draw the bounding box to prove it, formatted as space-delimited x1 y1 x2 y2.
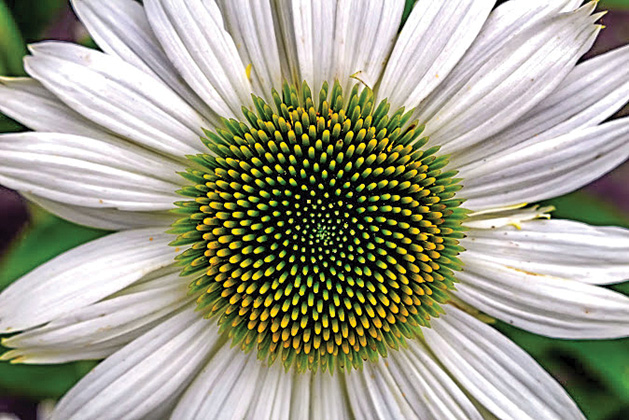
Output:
171 81 466 373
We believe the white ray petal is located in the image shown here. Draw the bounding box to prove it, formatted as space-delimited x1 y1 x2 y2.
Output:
333 0 404 93
0 132 181 211
456 254 629 339
424 307 586 420
460 117 629 210
144 0 253 118
217 0 284 101
0 229 175 332
2 268 193 363
25 41 207 157
171 346 263 420
417 3 600 154
70 0 216 120
245 363 293 420
24 193 177 231
50 306 217 420
379 0 494 110
346 341 482 420
463 205 553 230
173 348 351 420
0 77 118 140
452 43 629 167
463 219 629 285
276 0 404 95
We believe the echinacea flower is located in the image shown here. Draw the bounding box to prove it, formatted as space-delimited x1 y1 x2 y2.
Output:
1 0 628 418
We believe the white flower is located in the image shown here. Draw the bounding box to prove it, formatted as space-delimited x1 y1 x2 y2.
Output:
0 0 628 419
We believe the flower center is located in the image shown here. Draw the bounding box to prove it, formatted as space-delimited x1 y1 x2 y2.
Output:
171 81 466 373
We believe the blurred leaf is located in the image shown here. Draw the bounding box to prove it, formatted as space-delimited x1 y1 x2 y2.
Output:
0 206 106 399
0 113 24 133
7 0 66 42
0 0 26 76
600 0 629 9
544 191 629 228
0 354 96 400
0 205 107 290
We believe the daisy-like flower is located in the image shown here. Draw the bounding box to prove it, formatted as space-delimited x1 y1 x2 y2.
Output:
1 0 629 418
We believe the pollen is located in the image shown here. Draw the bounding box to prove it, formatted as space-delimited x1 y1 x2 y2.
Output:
170 81 467 373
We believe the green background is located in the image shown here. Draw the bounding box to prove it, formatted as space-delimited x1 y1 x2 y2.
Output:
0 0 628 418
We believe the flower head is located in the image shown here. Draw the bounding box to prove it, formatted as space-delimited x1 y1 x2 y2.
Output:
0 0 628 419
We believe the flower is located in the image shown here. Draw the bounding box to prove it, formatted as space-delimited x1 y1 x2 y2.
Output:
0 0 628 418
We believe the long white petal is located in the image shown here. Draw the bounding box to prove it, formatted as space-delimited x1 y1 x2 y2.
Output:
24 41 207 157
379 0 494 110
460 117 629 210
424 307 586 420
453 43 629 167
173 350 351 420
463 205 553 230
0 229 175 332
456 254 629 339
276 0 404 95
418 3 600 154
243 362 293 420
171 347 264 419
0 132 181 211
420 0 582 119
50 306 217 420
70 0 216 120
0 77 118 140
346 341 482 420
24 193 177 231
463 219 629 285
144 0 253 118
333 0 404 93
216 0 284 101
2 268 193 363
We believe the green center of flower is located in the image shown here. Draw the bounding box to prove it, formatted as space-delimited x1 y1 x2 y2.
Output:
171 81 466 373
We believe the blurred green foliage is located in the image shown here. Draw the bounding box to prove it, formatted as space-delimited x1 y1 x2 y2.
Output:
0 0 628 418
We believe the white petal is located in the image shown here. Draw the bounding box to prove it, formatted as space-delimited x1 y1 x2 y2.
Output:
244 363 293 420
25 193 177 231
144 0 253 118
422 0 583 115
24 41 207 157
171 347 263 420
2 268 193 363
0 229 175 332
278 0 404 95
217 0 284 101
0 132 181 211
452 43 629 167
460 117 629 210
0 77 118 140
174 349 351 420
456 254 629 339
269 0 300 84
310 372 351 420
346 341 482 420
70 0 217 120
289 0 337 95
333 0 404 92
463 205 553 229
463 219 629 285
50 306 217 420
379 0 494 110
0 346 120 365
418 3 600 154
452 0 583 72
424 307 586 420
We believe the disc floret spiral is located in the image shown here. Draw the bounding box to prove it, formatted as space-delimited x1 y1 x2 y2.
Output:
170 81 467 373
